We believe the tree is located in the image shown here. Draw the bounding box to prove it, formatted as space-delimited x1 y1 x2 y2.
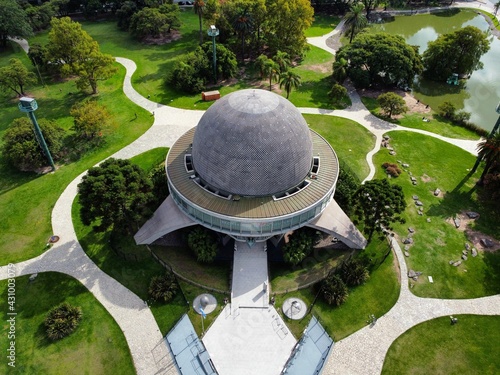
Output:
45 303 82 341
328 83 348 106
377 92 408 118
256 54 269 78
263 58 279 91
116 1 138 30
332 57 348 84
336 32 423 88
47 17 117 94
361 0 379 16
187 227 218 263
437 101 456 119
282 228 321 266
338 258 369 286
1 117 64 171
149 273 178 303
77 158 154 234
0 0 33 49
25 1 58 32
343 3 368 43
274 50 290 74
322 274 348 306
335 160 360 216
0 58 37 97
353 179 406 242
476 133 500 185
70 101 110 140
28 43 50 72
232 7 253 60
130 6 181 39
265 0 314 57
279 70 301 99
422 26 490 81
193 0 205 44
200 41 238 80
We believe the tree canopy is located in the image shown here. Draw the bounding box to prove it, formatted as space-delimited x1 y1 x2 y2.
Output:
336 32 423 88
282 227 321 266
343 2 368 43
422 26 490 81
70 101 111 140
0 58 37 97
77 158 154 234
353 179 406 241
129 4 181 39
187 227 218 263
377 92 408 118
47 17 117 94
0 0 33 49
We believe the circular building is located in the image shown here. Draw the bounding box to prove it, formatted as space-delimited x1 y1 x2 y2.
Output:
135 89 366 249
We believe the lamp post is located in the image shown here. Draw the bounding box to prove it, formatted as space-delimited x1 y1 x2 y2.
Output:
207 25 219 84
472 101 500 173
18 97 56 172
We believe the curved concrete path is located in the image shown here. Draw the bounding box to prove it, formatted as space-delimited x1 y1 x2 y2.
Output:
4 17 500 374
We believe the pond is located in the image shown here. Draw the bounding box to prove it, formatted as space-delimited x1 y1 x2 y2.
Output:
371 9 500 132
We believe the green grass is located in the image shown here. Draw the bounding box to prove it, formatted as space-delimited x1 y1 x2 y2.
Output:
373 131 500 298
477 9 500 31
361 96 480 140
0 272 134 374
305 13 342 37
275 238 400 340
382 315 500 374
306 114 375 181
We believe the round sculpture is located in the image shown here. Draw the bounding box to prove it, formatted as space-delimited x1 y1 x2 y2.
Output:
191 89 313 197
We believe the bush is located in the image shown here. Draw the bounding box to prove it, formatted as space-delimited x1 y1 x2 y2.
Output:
1 117 65 171
322 274 349 306
282 227 321 266
187 227 218 263
437 101 456 119
328 83 348 105
382 162 402 177
148 272 178 303
335 160 361 216
338 258 369 286
45 303 82 341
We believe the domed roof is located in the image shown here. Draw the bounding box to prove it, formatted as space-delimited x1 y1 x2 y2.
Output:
191 89 313 197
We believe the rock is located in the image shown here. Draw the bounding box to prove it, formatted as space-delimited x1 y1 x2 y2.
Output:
462 255 468 261
383 135 390 140
408 269 418 278
408 227 415 233
466 211 480 219
449 260 455 265
462 250 468 255
453 260 462 267
409 171 413 176
465 243 471 251
402 163 409 168
404 245 410 251
419 206 424 211
412 181 417 185
411 177 417 182
389 151 396 155
412 195 419 200
453 217 461 228
405 251 410 257
418 211 423 215
403 238 414 244
480 238 494 248
427 218 431 223
472 248 478 257
397 160 402 164
434 188 441 196
415 200 424 206
387 147 394 151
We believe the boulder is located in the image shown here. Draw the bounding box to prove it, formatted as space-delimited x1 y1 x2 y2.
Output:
418 211 423 215
434 188 441 196
402 163 410 168
449 260 455 265
404 245 410 251
462 255 468 261
480 238 494 248
405 251 410 257
426 218 431 223
411 177 417 182
452 260 462 267
419 206 424 211
465 243 471 251
462 250 468 255
408 269 419 279
389 151 396 155
387 147 394 151
412 195 419 200
466 212 480 219
453 217 461 228
472 248 478 257
408 227 415 233
415 200 424 206
383 135 390 141
412 181 417 186
403 238 414 244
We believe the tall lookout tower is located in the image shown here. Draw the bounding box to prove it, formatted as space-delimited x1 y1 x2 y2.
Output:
135 89 366 249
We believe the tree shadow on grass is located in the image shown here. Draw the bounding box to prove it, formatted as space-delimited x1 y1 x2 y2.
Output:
305 76 336 109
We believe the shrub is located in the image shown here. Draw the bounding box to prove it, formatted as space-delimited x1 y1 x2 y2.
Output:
328 83 348 105
187 227 218 263
382 162 402 177
338 258 369 286
437 101 456 119
282 227 321 266
335 160 361 216
149 272 178 303
322 274 349 306
1 117 65 171
453 110 471 125
45 303 82 341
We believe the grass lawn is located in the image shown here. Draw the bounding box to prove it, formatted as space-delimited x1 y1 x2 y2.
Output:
0 272 134 374
361 96 480 140
373 131 500 298
275 237 400 340
382 315 500 375
305 13 342 37
306 114 375 181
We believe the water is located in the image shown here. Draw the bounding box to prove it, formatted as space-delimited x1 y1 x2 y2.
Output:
371 10 500 131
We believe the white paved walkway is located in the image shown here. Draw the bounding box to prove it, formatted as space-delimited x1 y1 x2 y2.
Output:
231 241 269 309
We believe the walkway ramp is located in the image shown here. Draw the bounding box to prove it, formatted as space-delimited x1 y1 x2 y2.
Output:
231 241 269 309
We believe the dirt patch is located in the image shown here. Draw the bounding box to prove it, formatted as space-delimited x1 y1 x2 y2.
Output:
446 211 500 252
303 63 332 74
141 31 181 45
420 174 433 183
360 88 433 118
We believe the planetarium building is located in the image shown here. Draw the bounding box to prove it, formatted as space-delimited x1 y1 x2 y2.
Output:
135 89 366 249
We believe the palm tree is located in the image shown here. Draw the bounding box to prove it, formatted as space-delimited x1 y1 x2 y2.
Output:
193 0 205 45
343 3 368 43
263 59 279 91
232 8 253 60
279 70 301 99
332 57 348 83
274 50 290 73
256 54 269 78
476 132 500 184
